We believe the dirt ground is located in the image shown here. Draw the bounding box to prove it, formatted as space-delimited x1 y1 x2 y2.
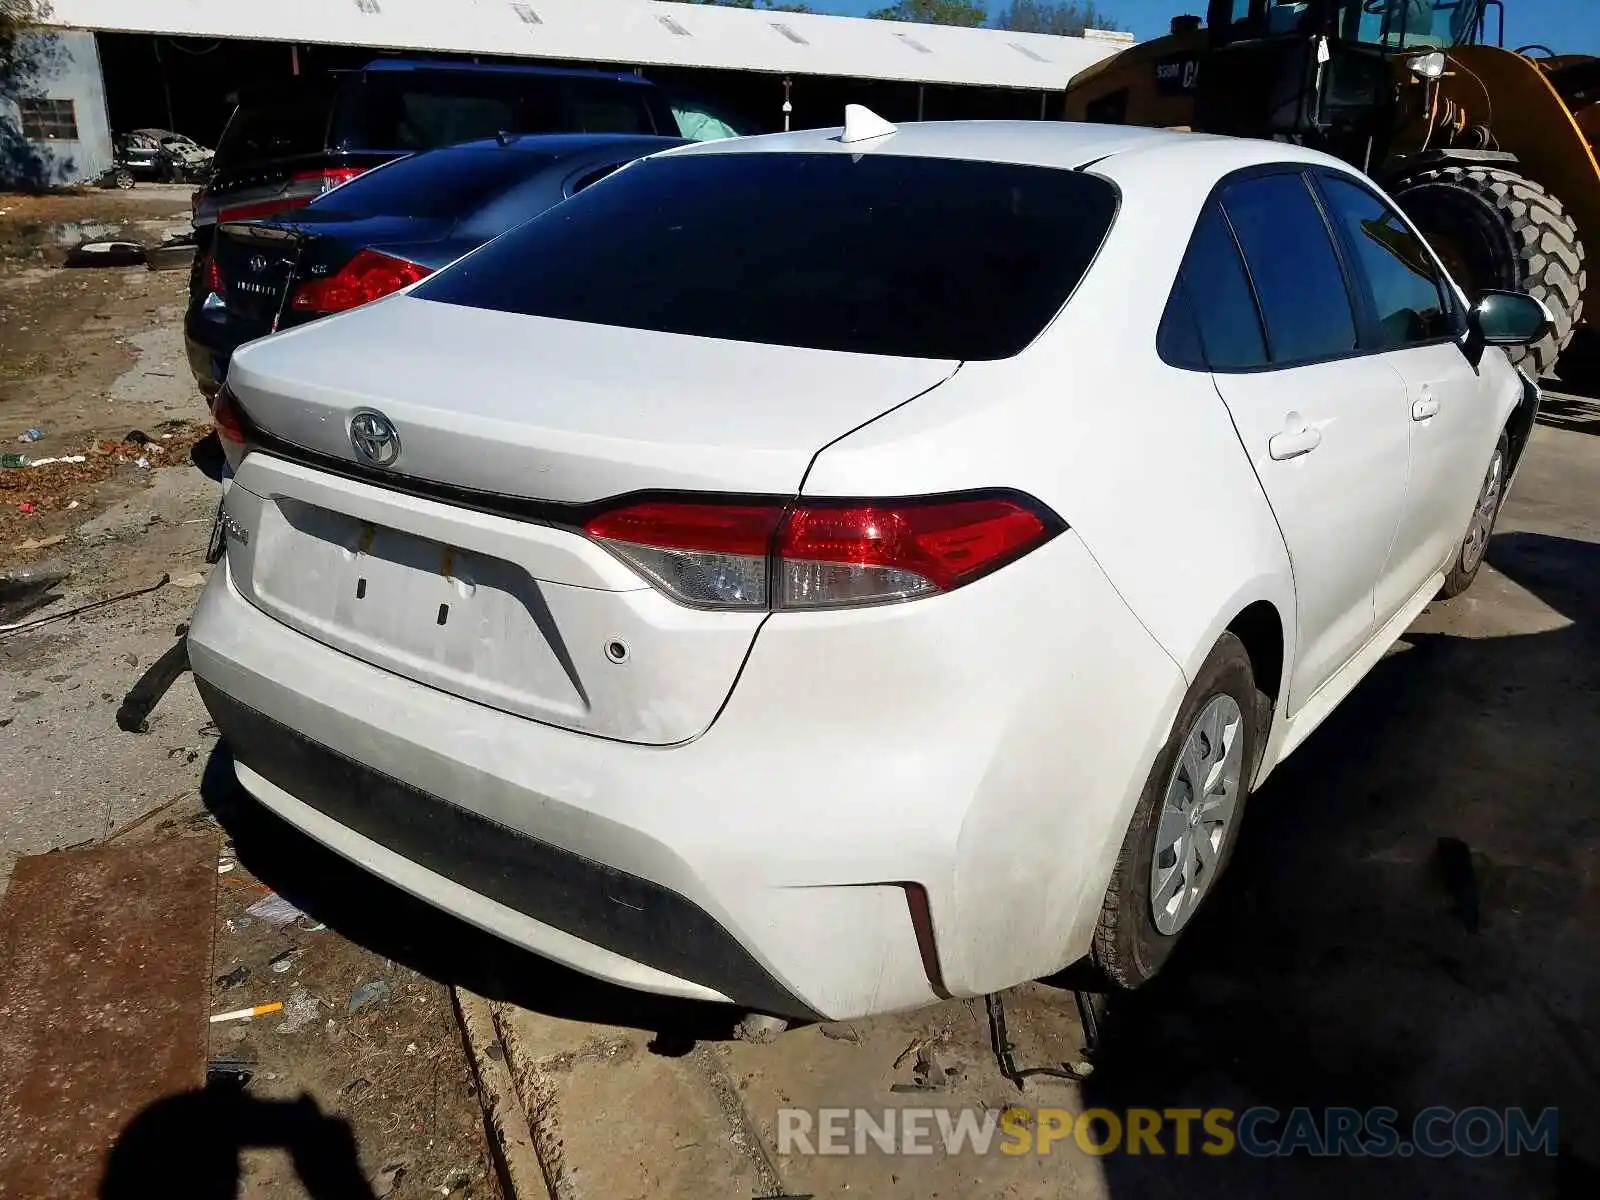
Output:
0 190 497 1200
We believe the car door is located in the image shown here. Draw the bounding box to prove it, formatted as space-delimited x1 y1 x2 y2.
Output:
1314 170 1501 618
1185 171 1413 711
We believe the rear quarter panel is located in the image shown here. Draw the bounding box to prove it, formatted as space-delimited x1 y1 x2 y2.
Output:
802 137 1300 700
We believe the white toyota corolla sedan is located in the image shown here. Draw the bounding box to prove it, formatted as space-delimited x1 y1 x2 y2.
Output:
188 116 1551 1021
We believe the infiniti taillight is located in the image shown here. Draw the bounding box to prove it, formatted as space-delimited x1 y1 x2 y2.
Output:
584 493 1060 611
205 251 224 296
213 385 249 471
289 249 433 315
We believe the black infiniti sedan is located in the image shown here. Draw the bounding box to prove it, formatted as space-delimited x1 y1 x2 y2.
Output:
184 132 685 399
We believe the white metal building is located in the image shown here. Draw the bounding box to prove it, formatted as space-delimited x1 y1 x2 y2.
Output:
5 0 1133 185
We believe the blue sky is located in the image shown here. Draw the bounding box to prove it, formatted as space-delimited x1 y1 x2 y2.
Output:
823 1 1599 48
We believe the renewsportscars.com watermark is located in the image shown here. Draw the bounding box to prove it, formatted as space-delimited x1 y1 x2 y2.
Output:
777 1106 1558 1159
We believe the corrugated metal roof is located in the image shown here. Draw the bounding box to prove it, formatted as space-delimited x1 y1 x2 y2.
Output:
39 0 1129 91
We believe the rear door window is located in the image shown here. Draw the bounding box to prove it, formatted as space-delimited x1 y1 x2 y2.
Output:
1167 202 1270 370
1317 173 1456 348
1220 172 1360 365
336 74 661 151
414 151 1119 361
213 86 333 170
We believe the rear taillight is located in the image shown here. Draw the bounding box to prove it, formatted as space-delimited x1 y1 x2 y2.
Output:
584 493 1059 611
289 249 433 315
296 166 365 191
205 251 224 296
213 385 249 471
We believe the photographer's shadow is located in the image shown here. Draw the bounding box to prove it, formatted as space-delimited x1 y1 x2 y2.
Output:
101 1083 375 1200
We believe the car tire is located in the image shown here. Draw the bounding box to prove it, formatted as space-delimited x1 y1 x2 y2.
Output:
1390 165 1585 380
1091 632 1264 990
1440 429 1510 598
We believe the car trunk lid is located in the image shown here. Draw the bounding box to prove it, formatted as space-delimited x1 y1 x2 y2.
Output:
220 297 959 743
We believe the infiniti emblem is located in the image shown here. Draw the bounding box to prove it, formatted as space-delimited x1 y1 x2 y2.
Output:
349 409 401 468
249 254 269 273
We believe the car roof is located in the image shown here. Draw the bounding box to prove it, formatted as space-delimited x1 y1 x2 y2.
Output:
351 58 652 86
666 120 1337 174
414 133 687 157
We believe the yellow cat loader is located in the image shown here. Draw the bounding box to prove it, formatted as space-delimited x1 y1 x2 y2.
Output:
1064 1 1600 384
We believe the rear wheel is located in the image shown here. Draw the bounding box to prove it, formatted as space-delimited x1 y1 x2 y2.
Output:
1390 165 1585 380
1091 633 1264 990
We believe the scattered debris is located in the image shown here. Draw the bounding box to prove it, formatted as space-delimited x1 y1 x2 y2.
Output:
269 949 303 974
0 561 69 624
215 965 251 989
1 454 26 469
247 892 308 928
16 502 33 514
11 533 65 551
348 979 393 1015
1 573 168 637
210 1001 284 1025
206 1057 256 1089
16 428 44 443
217 858 235 874
27 455 88 468
1436 836 1482 933
819 1022 863 1045
170 570 208 589
225 917 253 932
278 986 321 1034
123 429 152 445
64 240 147 269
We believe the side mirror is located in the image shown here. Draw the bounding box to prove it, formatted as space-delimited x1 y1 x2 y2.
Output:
1462 290 1554 368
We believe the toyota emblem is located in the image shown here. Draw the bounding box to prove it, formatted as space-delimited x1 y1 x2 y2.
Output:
248 254 269 273
349 409 401 468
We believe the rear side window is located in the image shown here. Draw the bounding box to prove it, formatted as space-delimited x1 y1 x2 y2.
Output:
336 74 660 151
312 148 559 219
1171 203 1270 370
416 152 1118 361
1221 172 1359 365
1317 174 1456 347
213 88 333 169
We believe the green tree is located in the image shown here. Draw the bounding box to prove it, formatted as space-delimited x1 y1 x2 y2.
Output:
2 0 51 91
992 1 1121 35
865 1 989 27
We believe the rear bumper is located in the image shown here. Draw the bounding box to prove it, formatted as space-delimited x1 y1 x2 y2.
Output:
197 678 819 1018
188 527 1184 1019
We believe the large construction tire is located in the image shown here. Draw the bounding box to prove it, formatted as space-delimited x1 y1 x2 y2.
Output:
1390 165 1585 380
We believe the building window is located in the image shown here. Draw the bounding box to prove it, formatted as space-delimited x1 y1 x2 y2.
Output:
18 99 79 142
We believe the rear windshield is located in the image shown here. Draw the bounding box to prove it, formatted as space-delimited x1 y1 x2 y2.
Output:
415 152 1119 360
213 87 333 169
335 73 664 151
312 148 559 219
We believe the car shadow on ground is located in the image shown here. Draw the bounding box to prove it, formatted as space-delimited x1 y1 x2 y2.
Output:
199 750 741 1053
1081 530 1600 1197
1537 389 1600 437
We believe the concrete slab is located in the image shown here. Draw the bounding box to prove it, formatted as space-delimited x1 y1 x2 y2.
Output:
495 1005 781 1200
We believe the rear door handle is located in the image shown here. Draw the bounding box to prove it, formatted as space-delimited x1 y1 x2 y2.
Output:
1412 390 1441 421
1268 417 1322 461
